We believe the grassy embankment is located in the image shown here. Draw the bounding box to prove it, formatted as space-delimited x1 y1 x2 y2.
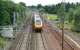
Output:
47 14 73 30
47 14 58 20
0 36 6 48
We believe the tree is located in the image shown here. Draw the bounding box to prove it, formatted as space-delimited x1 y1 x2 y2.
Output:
0 10 10 25
0 0 27 26
68 8 74 23
37 4 42 9
71 7 80 32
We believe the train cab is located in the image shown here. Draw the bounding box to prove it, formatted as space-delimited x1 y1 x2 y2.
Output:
32 14 43 32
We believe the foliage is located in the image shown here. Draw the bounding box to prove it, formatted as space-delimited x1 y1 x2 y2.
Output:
47 14 58 20
0 0 27 26
71 7 80 32
0 37 6 48
0 10 11 25
67 8 74 23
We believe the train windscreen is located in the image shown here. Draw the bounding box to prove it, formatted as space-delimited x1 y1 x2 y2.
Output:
36 20 41 25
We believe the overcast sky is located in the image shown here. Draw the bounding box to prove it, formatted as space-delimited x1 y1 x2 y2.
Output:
12 0 80 6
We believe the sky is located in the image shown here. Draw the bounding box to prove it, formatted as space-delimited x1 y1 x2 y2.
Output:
12 0 80 6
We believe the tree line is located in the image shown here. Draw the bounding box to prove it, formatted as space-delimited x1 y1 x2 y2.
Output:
0 0 27 26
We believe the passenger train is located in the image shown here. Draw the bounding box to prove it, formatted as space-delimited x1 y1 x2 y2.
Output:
32 13 43 32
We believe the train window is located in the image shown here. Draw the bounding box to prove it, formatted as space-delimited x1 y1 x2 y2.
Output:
36 20 41 25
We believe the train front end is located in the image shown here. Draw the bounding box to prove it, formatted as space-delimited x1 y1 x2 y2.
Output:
34 19 43 32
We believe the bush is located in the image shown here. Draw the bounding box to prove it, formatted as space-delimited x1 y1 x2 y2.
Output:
71 25 80 33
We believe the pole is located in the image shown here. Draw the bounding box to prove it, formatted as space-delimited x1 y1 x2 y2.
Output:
62 17 64 50
62 0 65 50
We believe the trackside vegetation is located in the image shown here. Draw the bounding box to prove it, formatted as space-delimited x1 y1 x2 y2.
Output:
0 0 27 48
0 0 27 26
0 37 6 48
47 14 58 20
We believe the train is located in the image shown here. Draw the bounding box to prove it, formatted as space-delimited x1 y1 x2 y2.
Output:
32 13 43 32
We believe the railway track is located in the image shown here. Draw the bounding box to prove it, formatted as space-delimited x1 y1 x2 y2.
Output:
9 20 31 50
27 32 47 50
8 15 32 50
44 22 74 50
8 13 80 50
43 18 80 50
42 24 62 50
9 14 47 50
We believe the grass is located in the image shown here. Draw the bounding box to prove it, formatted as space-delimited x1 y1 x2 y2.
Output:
47 14 58 20
47 14 73 30
0 36 6 48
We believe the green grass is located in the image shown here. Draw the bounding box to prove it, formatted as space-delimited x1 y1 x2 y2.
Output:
47 14 72 30
0 37 6 48
47 14 58 20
